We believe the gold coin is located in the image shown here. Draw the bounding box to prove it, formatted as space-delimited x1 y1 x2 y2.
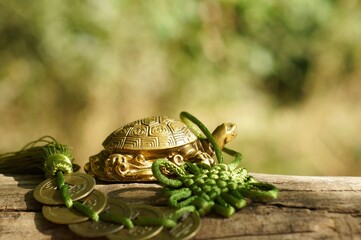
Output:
33 172 95 205
154 211 201 240
42 189 106 224
68 198 132 238
107 205 164 240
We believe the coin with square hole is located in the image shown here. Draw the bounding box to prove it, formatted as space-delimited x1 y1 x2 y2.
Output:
34 172 95 205
68 198 132 237
107 205 163 240
155 211 201 240
42 189 106 224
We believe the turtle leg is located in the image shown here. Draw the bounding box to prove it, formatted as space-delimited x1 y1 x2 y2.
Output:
192 151 215 166
174 142 215 166
104 153 131 180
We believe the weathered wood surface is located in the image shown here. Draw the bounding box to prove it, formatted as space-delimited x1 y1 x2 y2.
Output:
1 173 360 239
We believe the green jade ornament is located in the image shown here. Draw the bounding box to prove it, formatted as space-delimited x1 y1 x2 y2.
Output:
151 112 279 217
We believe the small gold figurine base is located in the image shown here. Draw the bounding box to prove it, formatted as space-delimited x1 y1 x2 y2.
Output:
85 114 237 182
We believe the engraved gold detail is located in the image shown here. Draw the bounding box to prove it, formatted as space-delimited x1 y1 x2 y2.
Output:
85 115 237 182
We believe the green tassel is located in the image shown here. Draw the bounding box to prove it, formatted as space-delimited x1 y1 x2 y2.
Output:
0 136 76 177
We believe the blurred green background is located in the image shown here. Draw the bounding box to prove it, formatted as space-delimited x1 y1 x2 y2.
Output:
1 1 360 176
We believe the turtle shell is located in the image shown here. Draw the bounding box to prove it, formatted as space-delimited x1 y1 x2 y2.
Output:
103 116 198 153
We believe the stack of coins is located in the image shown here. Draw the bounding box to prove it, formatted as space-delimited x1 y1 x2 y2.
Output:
33 172 200 239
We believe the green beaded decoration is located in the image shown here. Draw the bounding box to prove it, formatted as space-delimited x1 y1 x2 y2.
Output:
152 112 279 217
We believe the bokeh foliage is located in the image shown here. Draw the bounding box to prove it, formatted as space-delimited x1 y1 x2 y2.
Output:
1 1 360 175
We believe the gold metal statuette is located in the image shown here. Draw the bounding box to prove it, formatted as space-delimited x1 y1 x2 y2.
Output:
85 115 237 182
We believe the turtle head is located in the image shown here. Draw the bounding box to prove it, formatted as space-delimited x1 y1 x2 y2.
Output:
212 123 237 149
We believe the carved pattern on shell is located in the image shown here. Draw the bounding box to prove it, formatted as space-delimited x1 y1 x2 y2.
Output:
103 116 198 152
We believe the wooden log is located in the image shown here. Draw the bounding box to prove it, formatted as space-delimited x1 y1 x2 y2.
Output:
0 173 360 239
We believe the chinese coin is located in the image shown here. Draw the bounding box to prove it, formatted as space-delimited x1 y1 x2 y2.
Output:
42 189 106 224
34 172 95 205
68 198 132 237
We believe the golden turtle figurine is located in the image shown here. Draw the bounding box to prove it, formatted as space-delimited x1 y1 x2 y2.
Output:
85 113 237 182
